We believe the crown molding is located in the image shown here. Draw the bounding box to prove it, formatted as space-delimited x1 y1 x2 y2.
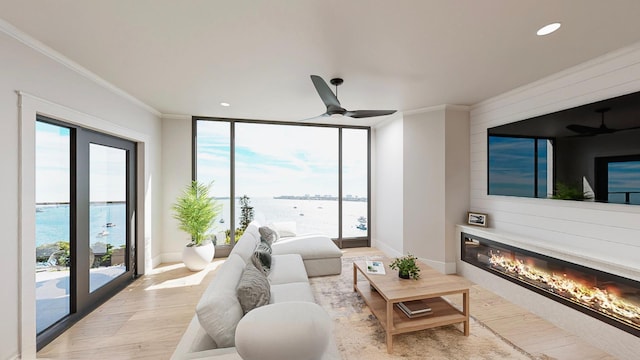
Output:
403 104 470 116
161 113 192 120
0 18 161 117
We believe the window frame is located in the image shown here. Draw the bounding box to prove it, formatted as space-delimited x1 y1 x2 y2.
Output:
193 117 371 253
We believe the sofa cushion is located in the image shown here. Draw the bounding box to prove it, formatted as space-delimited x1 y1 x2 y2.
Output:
196 254 246 348
267 221 297 238
272 235 342 260
269 282 315 303
235 302 332 360
236 262 271 314
230 228 260 262
268 254 309 285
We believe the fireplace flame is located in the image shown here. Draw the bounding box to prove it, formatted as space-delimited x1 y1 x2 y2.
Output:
489 252 640 328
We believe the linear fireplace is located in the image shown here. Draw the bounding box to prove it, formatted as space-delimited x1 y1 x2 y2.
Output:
461 233 640 337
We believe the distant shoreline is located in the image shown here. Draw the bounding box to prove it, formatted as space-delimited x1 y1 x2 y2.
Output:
36 201 126 206
273 195 367 202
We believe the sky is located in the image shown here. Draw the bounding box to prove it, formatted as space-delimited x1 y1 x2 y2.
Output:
196 121 368 198
36 121 127 203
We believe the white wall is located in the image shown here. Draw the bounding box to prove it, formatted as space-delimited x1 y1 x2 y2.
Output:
403 110 446 264
160 115 193 265
444 108 470 265
372 117 404 256
465 42 640 359
1 25 162 359
374 107 470 273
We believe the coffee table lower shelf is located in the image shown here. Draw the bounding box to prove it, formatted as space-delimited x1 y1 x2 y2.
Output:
354 279 469 352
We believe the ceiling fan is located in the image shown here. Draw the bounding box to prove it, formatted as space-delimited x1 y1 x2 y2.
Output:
309 75 396 119
566 107 640 135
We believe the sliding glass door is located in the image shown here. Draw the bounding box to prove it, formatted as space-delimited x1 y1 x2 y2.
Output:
35 116 137 349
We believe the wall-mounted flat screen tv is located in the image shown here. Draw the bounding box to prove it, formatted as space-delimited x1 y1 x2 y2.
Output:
488 90 640 205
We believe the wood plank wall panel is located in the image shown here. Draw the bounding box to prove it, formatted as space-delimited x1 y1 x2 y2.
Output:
468 43 640 278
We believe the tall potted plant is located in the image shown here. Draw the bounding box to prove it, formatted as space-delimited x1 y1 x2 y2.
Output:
172 181 221 271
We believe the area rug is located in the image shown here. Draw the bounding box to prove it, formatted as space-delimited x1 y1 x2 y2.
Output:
308 256 533 360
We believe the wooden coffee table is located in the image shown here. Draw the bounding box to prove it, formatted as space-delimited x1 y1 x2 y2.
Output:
353 258 470 353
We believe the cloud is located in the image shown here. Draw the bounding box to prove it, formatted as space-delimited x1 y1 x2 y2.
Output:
197 121 368 197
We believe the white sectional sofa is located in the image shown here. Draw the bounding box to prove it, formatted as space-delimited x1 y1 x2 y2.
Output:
172 222 343 360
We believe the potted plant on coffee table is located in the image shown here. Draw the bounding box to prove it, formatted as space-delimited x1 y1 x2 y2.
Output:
172 180 221 271
389 254 421 280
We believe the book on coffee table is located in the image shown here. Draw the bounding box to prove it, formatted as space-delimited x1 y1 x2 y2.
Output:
397 300 432 318
366 261 386 275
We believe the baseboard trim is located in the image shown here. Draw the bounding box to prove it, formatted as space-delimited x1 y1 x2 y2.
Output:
160 252 182 264
372 240 402 259
421 258 457 275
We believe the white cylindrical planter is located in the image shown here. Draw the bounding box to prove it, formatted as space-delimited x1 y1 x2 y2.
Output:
182 241 215 271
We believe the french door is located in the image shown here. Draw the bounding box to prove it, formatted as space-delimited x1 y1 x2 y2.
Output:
35 116 137 349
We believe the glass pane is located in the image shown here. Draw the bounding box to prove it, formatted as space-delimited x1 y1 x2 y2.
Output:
536 139 549 198
608 161 640 204
89 144 127 292
196 121 231 244
488 136 535 197
235 123 339 238
342 129 368 238
35 121 71 333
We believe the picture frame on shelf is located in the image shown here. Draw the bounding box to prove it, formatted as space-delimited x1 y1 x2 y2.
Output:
467 212 487 227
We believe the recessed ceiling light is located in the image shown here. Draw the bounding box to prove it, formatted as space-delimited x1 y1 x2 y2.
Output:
537 22 561 36
220 102 230 107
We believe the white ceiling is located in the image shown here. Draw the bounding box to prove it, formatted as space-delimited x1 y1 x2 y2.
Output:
3 0 640 124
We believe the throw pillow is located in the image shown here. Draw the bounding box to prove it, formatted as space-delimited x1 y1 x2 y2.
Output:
256 239 272 254
236 262 270 314
258 226 278 245
252 245 272 274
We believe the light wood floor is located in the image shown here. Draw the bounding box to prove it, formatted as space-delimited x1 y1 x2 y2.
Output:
38 248 615 359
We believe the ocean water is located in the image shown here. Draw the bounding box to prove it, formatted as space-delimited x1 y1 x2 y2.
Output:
214 197 368 238
35 198 369 248
36 203 127 248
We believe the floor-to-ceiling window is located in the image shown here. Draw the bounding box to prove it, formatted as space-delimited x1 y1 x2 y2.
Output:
341 128 369 239
35 121 71 334
195 118 370 250
35 116 137 349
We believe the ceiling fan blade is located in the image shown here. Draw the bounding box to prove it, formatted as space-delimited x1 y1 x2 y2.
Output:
566 124 599 134
310 75 341 109
299 113 330 122
344 110 397 118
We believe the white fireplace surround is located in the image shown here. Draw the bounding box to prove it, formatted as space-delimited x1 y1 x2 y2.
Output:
456 225 640 360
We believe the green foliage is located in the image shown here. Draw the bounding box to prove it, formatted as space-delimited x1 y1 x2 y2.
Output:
552 182 593 200
225 228 244 244
389 254 421 280
36 241 70 267
172 181 221 246
36 241 66 263
238 195 254 231
101 243 114 264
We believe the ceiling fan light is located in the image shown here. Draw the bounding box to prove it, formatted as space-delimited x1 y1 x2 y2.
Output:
537 22 561 36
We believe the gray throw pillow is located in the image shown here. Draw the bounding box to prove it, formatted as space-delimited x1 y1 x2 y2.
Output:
258 226 278 245
252 247 272 274
256 239 272 254
236 262 270 314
